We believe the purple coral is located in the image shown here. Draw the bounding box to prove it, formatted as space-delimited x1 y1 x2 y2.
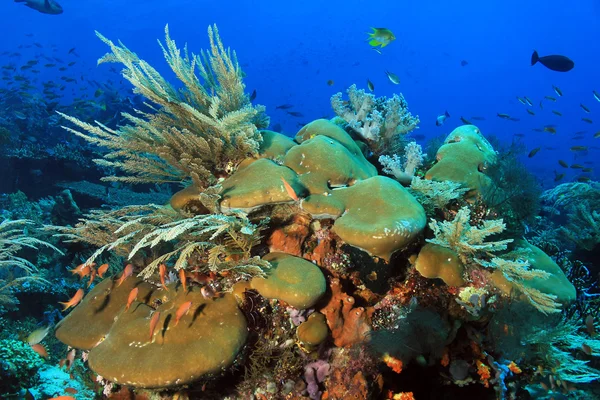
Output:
304 359 330 400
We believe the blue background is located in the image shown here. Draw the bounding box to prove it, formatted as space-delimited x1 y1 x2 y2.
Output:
1 0 599 187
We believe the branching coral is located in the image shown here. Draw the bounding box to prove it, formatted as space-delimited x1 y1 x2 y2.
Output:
426 206 512 263
0 219 60 307
379 142 425 185
59 24 268 188
331 84 419 156
410 176 469 211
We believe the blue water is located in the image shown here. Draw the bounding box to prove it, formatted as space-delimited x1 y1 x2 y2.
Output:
1 0 599 184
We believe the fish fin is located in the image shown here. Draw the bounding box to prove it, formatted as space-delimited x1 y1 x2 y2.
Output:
531 50 539 66
44 0 51 6
445 110 451 118
368 39 381 47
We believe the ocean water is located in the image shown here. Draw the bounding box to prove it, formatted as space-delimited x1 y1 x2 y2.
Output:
1 1 600 399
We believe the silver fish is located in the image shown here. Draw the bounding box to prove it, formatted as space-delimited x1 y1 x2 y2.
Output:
14 0 63 15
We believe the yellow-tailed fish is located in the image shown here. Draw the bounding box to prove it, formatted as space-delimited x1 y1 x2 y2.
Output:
367 28 396 48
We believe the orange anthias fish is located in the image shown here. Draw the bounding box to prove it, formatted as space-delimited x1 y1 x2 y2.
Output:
174 301 193 326
59 289 84 311
159 263 168 291
116 264 133 287
87 268 97 288
30 343 49 359
97 263 109 278
149 311 161 341
179 269 187 293
126 287 138 311
280 176 299 201
69 263 95 278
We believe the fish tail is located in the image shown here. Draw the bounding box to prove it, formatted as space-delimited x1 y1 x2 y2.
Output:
58 301 70 311
531 50 539 66
445 110 451 118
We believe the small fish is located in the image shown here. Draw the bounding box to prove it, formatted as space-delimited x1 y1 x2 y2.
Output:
460 116 472 125
544 126 557 134
436 111 450 126
470 116 485 121
126 287 138 311
68 47 76 54
460 60 468 67
116 264 133 287
526 109 535 116
30 343 49 359
582 344 592 356
68 61 76 66
497 113 511 119
554 172 565 182
14 111 27 120
528 147 541 158
97 263 109 278
326 79 334 86
544 95 557 102
593 90 600 102
174 300 193 326
524 96 533 106
517 97 527 105
582 168 593 173
578 176 591 182
275 104 293 110
594 131 600 138
94 89 103 98
580 103 591 113
287 111 304 117
367 79 374 92
371 47 382 55
27 326 51 345
149 311 161 341
179 269 187 293
385 70 400 84
539 100 544 109
570 164 584 169
87 267 96 287
552 85 563 96
59 289 84 311
558 160 569 168
281 176 299 201
552 110 562 116
570 146 588 151
582 118 593 124
15 0 63 15
367 28 396 48
249 89 256 102
159 263 168 291
64 388 78 395
44 63 56 67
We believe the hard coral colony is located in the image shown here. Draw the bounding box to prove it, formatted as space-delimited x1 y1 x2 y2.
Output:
0 19 599 400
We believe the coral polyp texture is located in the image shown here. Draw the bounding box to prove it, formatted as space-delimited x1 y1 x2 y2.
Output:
1 22 596 400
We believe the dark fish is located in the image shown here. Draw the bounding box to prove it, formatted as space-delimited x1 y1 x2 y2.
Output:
528 147 541 158
327 80 334 86
552 85 563 97
15 0 63 15
68 47 76 54
552 110 562 116
594 90 600 103
554 171 565 182
580 104 591 113
287 111 304 117
594 131 600 139
497 113 511 119
367 79 374 92
276 104 294 110
470 116 485 121
570 164 584 169
539 100 544 109
526 109 535 116
544 126 557 134
460 116 472 124
577 176 591 182
558 160 569 168
570 146 588 151
508 117 521 122
582 118 593 124
68 61 76 66
524 96 533 106
531 51 574 72
544 95 556 101
460 60 468 67
582 168 593 173
517 97 527 105
249 89 256 102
